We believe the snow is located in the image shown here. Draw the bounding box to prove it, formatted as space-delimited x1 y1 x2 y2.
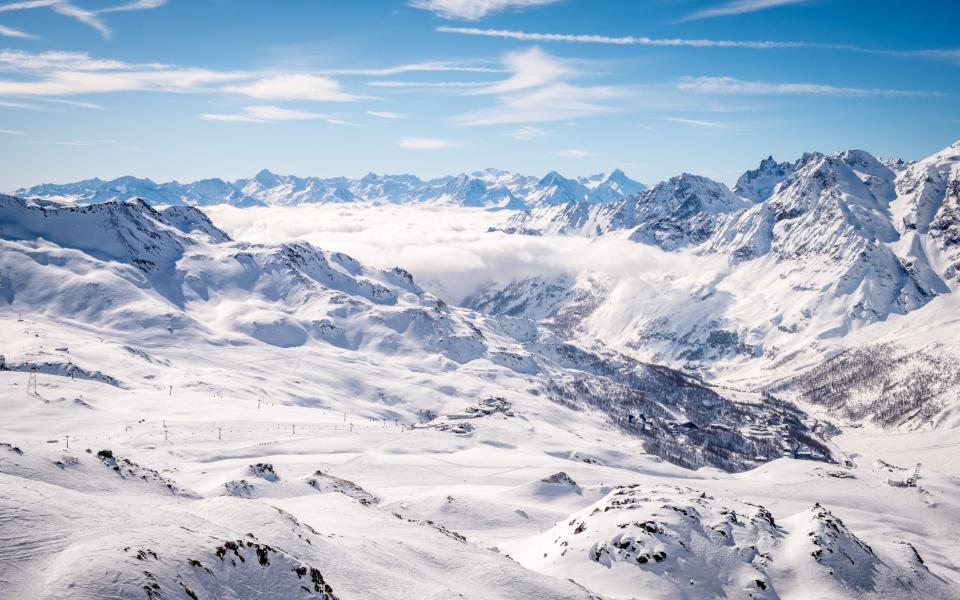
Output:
13 168 644 210
2 143 959 599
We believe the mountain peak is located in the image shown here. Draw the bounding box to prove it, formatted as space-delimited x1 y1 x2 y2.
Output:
606 168 629 183
254 168 279 185
734 155 795 202
539 170 568 185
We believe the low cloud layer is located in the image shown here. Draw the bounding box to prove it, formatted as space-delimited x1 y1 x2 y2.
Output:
205 204 722 305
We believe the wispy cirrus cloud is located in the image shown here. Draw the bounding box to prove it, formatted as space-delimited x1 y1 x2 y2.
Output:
29 137 115 146
224 74 365 102
0 23 34 38
437 26 813 49
0 50 379 108
456 81 626 125
553 148 593 158
366 110 405 119
324 62 505 76
0 67 248 96
507 125 548 140
0 0 166 39
0 97 101 109
681 0 810 22
0 126 22 134
96 0 166 14
436 26 960 64
0 49 165 71
43 97 103 108
677 76 941 98
367 80 492 88
658 117 732 129
453 46 628 126
0 98 35 108
409 0 561 20
469 46 572 95
398 136 459 149
200 105 329 123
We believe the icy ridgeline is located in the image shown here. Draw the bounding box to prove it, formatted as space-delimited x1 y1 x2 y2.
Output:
479 141 960 428
13 168 645 209
0 193 834 472
506 484 954 599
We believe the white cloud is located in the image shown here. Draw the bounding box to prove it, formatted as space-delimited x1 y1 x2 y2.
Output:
0 97 108 109
0 51 372 104
0 0 166 39
553 148 592 158
436 26 811 49
200 105 328 123
96 0 167 14
658 117 731 128
0 99 36 108
367 80 492 88
204 203 727 305
244 105 327 120
436 25 960 65
682 0 809 21
366 110 405 119
0 23 35 38
198 113 262 123
0 127 23 134
677 76 939 98
51 2 110 38
29 137 115 146
398 136 459 149
470 46 572 95
0 0 61 12
224 74 363 102
0 67 248 96
325 62 505 76
0 50 165 71
456 81 625 125
912 49 960 63
507 125 548 140
452 46 626 126
42 97 104 109
409 0 561 20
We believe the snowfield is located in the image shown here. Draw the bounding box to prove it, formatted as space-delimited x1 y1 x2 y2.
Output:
2 140 960 599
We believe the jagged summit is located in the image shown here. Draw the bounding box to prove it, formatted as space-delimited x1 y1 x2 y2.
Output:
499 171 744 250
734 155 793 202
482 140 960 416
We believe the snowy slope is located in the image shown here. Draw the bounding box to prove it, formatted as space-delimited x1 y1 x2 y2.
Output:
1 190 958 599
506 483 954 599
0 194 836 472
480 141 960 429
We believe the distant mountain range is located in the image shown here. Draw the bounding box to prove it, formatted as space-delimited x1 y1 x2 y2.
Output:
13 168 645 209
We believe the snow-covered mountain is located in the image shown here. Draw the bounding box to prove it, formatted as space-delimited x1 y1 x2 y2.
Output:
476 141 960 430
13 168 644 210
0 193 835 472
506 483 954 599
498 172 750 250
3 159 960 599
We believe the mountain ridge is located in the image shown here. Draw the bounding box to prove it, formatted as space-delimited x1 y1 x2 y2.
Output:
14 168 645 210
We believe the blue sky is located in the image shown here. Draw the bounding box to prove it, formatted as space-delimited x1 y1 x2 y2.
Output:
1 0 958 190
